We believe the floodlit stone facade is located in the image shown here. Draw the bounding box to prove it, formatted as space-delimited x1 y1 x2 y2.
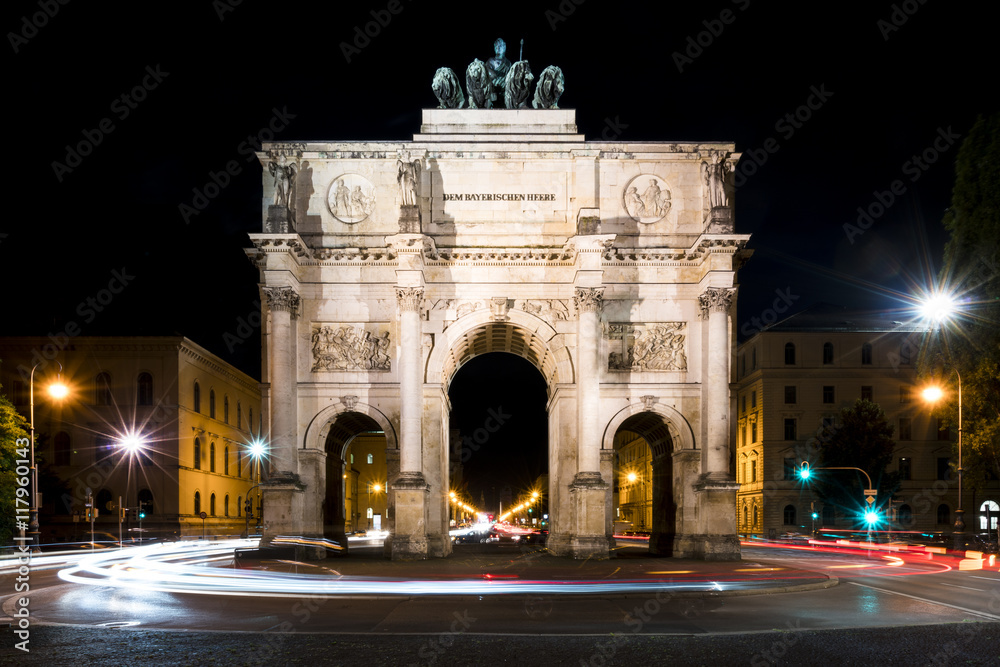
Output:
248 109 750 560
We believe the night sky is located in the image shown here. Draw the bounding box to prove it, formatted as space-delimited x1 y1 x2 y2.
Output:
4 1 993 501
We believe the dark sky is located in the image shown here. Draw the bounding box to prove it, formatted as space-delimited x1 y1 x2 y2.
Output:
4 1 994 499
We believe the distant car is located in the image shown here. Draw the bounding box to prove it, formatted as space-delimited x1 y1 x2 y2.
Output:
520 530 548 545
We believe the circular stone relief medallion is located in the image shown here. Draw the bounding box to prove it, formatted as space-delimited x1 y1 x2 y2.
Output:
623 174 672 224
327 173 376 223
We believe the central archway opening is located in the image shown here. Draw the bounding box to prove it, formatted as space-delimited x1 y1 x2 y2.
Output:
323 412 386 543
448 351 548 531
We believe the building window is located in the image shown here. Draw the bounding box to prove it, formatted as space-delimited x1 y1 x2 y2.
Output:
95 372 113 406
861 385 873 402
900 343 912 365
210 493 216 516
739 355 745 377
937 419 951 441
751 391 757 409
237 451 242 478
96 436 114 462
752 505 759 527
237 496 242 517
823 386 835 404
237 401 242 430
751 421 757 443
783 505 796 525
194 438 201 470
138 489 153 516
224 446 230 475
743 505 748 528
224 396 230 424
822 416 836 431
194 382 201 413
823 342 834 365
784 342 796 365
899 418 911 441
367 453 374 465
899 457 911 480
937 504 950 525
784 386 796 404
248 407 253 432
210 442 216 472
54 431 71 466
751 459 757 483
861 342 873 365
137 373 153 406
784 418 797 441
751 348 757 370
897 504 913 527
900 386 911 403
209 390 216 419
937 457 951 481
741 395 746 414
784 457 797 480
224 495 230 517
822 506 835 526
194 491 201 515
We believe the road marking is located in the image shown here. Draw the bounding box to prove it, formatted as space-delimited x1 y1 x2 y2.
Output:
848 582 1000 620
939 583 985 591
968 576 999 582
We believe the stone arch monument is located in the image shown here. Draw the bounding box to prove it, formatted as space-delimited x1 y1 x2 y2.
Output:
247 107 749 560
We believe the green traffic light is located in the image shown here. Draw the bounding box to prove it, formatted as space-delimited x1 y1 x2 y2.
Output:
799 462 811 480
811 512 819 520
865 510 878 525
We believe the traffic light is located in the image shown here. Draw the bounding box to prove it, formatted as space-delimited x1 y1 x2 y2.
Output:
864 510 879 526
799 462 811 480
138 510 146 521
120 506 127 522
245 499 253 516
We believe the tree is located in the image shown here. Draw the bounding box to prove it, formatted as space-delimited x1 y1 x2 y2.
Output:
0 386 31 546
813 400 900 527
920 113 1000 496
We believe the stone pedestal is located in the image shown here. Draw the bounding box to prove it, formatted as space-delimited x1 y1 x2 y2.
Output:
706 206 733 233
266 205 291 233
259 474 306 545
673 476 741 561
399 205 421 233
565 471 610 559
390 471 429 560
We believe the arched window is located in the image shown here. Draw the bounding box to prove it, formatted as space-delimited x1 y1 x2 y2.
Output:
367 453 374 464
980 501 1000 530
823 342 834 365
237 496 242 517
224 396 230 424
95 372 113 405
138 489 154 516
937 504 950 525
248 407 253 432
743 505 748 528
897 504 913 527
193 438 202 470
237 451 242 478
194 491 201 515
224 494 230 517
210 493 217 516
54 431 71 466
751 348 757 370
209 390 216 418
783 504 796 525
137 372 153 406
193 382 201 413
210 442 216 473
784 342 796 365
752 505 759 527
237 401 242 430
861 342 873 365
224 446 230 475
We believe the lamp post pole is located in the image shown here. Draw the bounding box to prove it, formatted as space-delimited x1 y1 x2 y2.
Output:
954 370 965 548
27 363 42 551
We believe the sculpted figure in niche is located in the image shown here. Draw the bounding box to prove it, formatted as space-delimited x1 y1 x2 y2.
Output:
504 60 534 109
333 179 351 218
532 65 565 109
486 38 512 97
432 67 465 109
466 58 496 109
702 155 730 209
269 155 297 209
397 157 421 206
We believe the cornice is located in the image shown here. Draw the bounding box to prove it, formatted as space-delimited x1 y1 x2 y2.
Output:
603 236 750 266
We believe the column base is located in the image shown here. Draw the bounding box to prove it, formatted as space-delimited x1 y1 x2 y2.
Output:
390 471 429 561
672 534 742 561
548 472 610 559
259 475 308 547
679 474 741 561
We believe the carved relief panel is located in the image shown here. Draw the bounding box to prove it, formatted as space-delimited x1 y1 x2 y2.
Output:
311 323 391 371
606 322 688 372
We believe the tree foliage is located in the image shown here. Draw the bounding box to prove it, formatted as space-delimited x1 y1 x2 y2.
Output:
920 113 1000 493
0 385 31 545
814 400 900 526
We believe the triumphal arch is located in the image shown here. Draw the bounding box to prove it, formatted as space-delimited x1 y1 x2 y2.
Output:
247 68 749 560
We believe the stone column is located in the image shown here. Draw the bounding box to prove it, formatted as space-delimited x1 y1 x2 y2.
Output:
262 286 300 478
698 286 737 479
391 286 429 559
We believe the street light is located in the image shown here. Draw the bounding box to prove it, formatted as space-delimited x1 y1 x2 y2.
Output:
27 361 70 549
117 429 147 546
246 437 267 534
368 482 382 529
922 372 964 548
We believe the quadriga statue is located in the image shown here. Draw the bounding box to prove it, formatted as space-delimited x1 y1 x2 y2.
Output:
432 67 465 109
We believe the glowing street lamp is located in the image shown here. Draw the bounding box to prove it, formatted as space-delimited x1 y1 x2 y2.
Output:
922 372 965 547
27 362 71 549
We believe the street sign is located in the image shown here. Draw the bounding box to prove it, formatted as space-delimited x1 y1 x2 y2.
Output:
866 496 876 505
864 489 878 496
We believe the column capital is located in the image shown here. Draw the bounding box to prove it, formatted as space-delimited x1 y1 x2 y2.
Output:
395 286 425 312
698 286 736 318
262 285 301 319
573 286 605 314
